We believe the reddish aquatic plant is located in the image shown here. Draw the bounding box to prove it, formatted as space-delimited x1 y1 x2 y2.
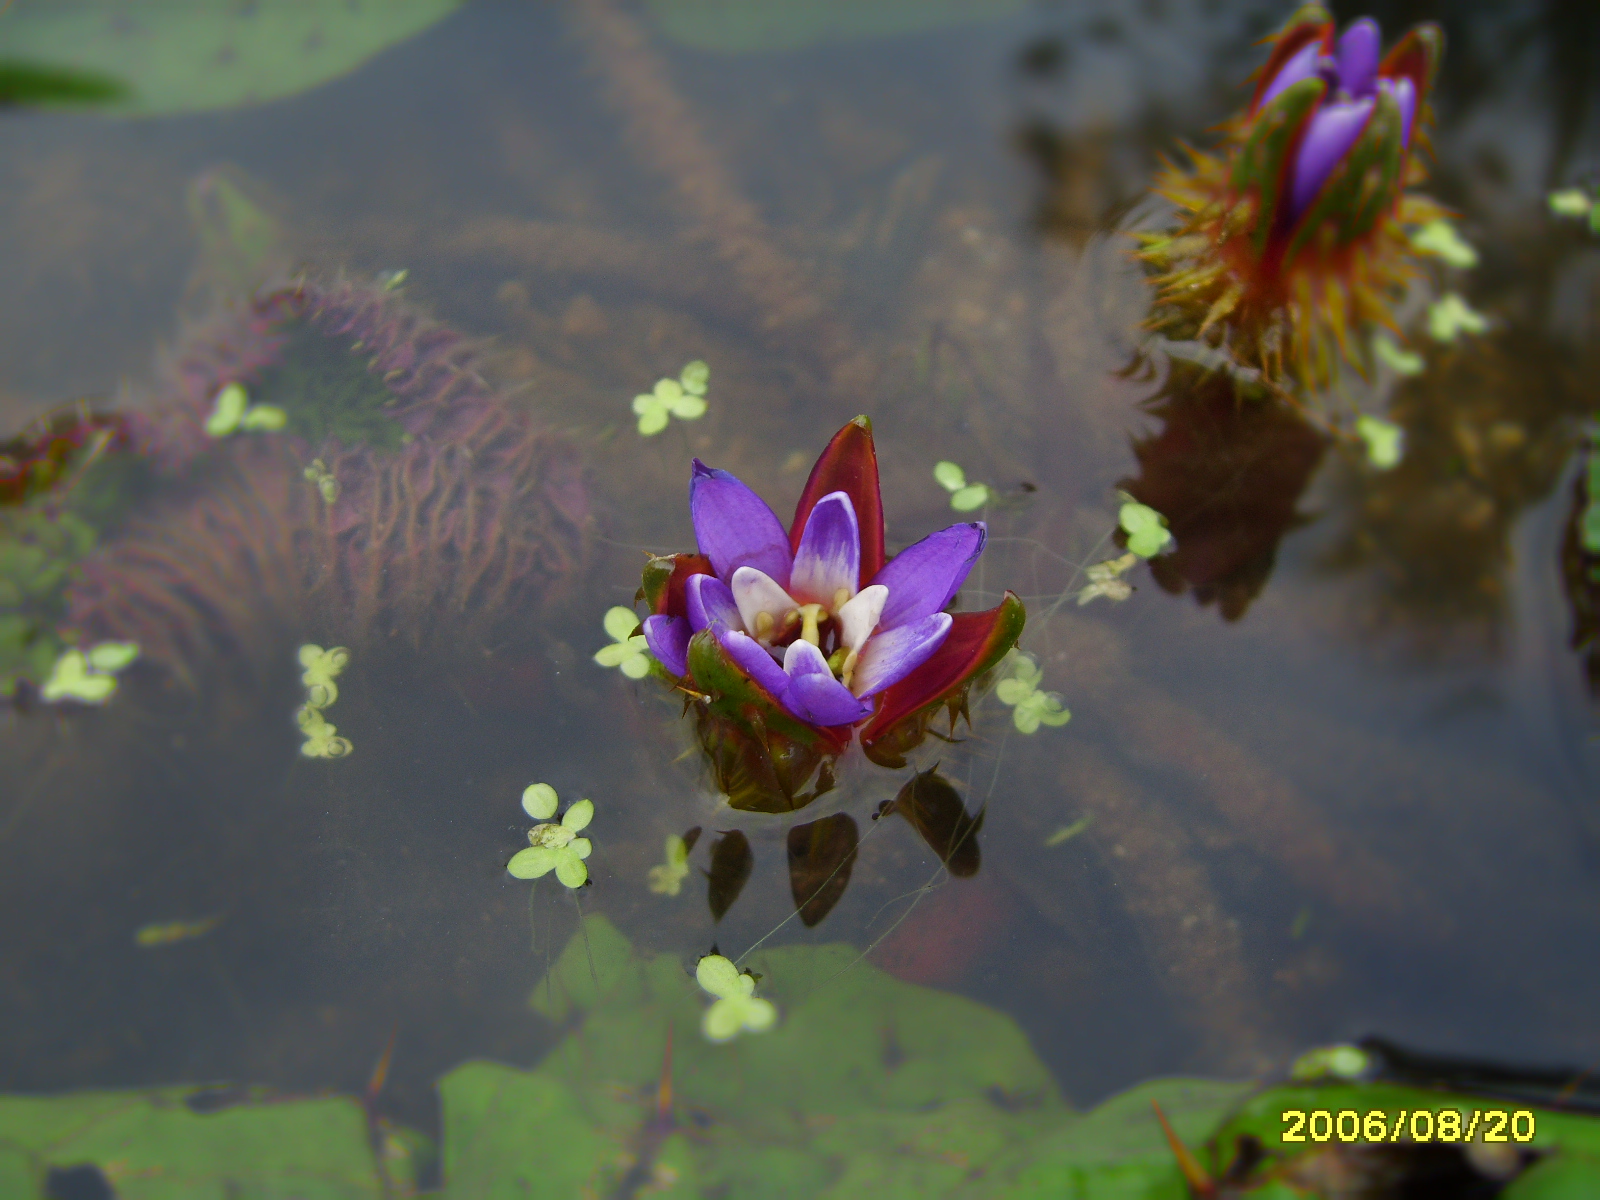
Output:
0 406 128 508
1136 5 1445 393
67 278 590 681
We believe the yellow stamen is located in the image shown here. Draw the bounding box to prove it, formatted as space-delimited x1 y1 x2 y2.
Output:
754 611 775 640
797 603 825 646
832 588 850 613
838 648 860 690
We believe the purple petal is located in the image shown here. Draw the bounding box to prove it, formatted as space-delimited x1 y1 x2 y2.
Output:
1336 18 1380 98
687 573 742 634
643 615 690 677
789 491 860 607
721 630 790 700
783 641 871 726
869 523 987 632
1389 76 1416 148
690 460 793 587
1258 40 1322 110
1288 96 1374 222
851 613 953 698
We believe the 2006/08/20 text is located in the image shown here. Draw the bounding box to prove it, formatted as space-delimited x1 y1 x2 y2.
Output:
1282 1108 1536 1145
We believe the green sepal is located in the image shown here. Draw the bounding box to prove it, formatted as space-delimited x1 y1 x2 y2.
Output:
636 552 712 615
686 629 834 750
1285 88 1404 260
1231 77 1327 259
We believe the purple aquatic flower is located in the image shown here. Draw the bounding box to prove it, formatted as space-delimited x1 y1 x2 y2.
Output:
644 457 984 729
1252 14 1431 227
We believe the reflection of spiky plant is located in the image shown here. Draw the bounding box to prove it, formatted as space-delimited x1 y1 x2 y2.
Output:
69 279 591 682
1135 6 1444 398
1121 363 1327 622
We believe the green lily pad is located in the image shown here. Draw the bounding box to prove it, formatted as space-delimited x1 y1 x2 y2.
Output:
0 0 462 117
0 1086 383 1198
643 0 1026 55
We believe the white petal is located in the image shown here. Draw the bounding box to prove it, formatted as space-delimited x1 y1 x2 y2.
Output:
730 567 798 642
836 584 887 652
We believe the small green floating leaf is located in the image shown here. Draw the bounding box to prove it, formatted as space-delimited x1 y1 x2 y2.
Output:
679 359 710 396
696 954 778 1042
1410 219 1479 268
39 649 116 704
1118 498 1173 558
1356 415 1405 469
935 461 991 511
1427 292 1490 343
521 783 558 820
933 460 967 492
647 834 692 895
596 606 651 678
204 383 248 437
239 403 288 431
994 651 1071 734
1549 188 1594 219
1372 331 1425 376
633 365 710 435
85 641 139 673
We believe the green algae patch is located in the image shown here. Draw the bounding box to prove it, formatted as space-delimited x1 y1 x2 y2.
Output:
0 1087 382 1198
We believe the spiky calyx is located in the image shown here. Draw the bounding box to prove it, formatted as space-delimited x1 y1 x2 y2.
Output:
1135 6 1446 396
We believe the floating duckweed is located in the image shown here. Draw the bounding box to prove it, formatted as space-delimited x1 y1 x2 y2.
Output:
933 460 990 512
1410 219 1478 269
85 641 139 672
593 606 651 679
204 383 248 437
239 404 287 431
695 954 777 1043
295 644 351 756
508 785 594 889
1426 293 1489 343
1117 497 1173 558
203 382 287 438
298 644 349 709
1549 189 1592 218
995 652 1071 734
1356 415 1405 470
303 458 340 504
1077 553 1137 606
647 834 692 896
1371 331 1424 376
1290 1043 1371 1083
296 703 352 758
633 361 709 436
521 782 559 820
39 640 140 705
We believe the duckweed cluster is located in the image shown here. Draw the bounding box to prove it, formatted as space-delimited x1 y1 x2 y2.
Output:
294 643 352 758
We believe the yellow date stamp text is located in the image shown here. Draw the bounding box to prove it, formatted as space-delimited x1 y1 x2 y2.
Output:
1280 1108 1536 1145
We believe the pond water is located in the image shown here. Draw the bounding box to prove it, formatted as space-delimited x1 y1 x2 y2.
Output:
2 0 1597 1188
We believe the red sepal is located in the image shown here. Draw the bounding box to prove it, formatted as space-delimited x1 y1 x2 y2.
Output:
1378 23 1443 109
860 592 1026 761
637 552 713 618
790 416 885 584
1248 8 1334 117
